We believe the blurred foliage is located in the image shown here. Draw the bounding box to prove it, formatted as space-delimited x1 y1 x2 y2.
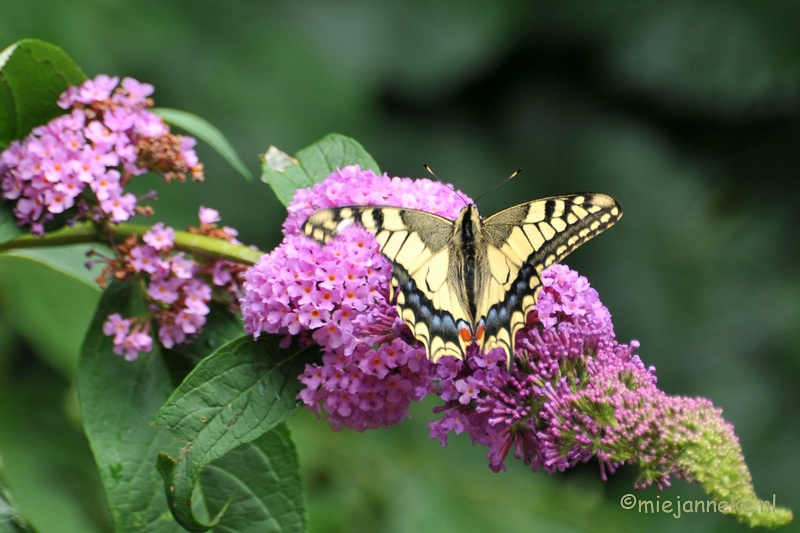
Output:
0 1 798 531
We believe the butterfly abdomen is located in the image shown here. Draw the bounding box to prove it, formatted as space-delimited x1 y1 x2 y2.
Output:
454 205 481 323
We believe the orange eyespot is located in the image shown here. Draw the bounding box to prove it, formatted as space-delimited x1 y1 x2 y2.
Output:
459 327 472 342
475 324 485 341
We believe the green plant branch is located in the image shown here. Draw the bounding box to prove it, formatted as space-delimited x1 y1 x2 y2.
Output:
0 222 264 265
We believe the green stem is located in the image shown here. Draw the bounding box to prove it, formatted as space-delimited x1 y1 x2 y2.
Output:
0 222 265 265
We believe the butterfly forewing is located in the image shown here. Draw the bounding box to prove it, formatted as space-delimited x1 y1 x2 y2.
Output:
478 193 622 360
303 206 473 361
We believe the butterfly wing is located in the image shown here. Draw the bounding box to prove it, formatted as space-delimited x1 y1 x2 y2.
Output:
477 193 622 363
302 206 473 362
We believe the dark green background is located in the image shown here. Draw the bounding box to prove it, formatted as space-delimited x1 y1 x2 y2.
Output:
0 1 798 532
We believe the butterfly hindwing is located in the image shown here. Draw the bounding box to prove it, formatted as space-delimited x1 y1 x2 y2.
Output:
302 206 473 361
477 193 622 359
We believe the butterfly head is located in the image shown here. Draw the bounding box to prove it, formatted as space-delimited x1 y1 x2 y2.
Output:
453 203 482 245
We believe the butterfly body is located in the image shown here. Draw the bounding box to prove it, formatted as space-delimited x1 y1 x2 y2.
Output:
303 193 621 368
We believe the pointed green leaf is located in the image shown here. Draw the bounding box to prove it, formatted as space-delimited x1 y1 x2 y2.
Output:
153 107 254 181
156 334 319 461
154 335 316 530
0 56 16 149
157 424 305 533
0 39 86 147
77 282 184 533
260 133 380 206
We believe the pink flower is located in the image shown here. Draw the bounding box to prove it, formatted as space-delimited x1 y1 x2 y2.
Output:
175 310 205 335
179 137 199 167
147 276 184 304
128 245 159 273
102 313 131 344
120 77 154 103
158 324 186 349
91 169 121 201
84 120 118 147
183 279 211 315
198 206 221 224
43 188 74 214
143 222 175 250
54 174 83 200
78 74 118 103
100 191 137 221
211 260 234 285
113 326 153 361
455 377 481 405
170 253 196 279
104 107 137 133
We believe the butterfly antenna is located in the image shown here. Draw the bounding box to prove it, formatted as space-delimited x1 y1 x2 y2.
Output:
474 168 523 204
423 163 469 207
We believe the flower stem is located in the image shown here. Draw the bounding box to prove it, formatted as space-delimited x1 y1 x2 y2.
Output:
0 222 264 265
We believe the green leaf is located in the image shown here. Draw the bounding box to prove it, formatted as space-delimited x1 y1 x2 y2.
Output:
77 282 184 533
152 107 254 181
156 334 318 459
0 471 35 533
0 245 104 376
0 57 16 149
0 208 24 247
157 424 305 533
260 133 380 206
0 39 86 147
154 335 316 530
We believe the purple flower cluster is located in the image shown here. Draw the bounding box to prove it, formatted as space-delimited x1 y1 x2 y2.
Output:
242 165 470 430
427 264 735 489
428 265 633 472
102 312 153 361
101 207 243 360
0 75 202 234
